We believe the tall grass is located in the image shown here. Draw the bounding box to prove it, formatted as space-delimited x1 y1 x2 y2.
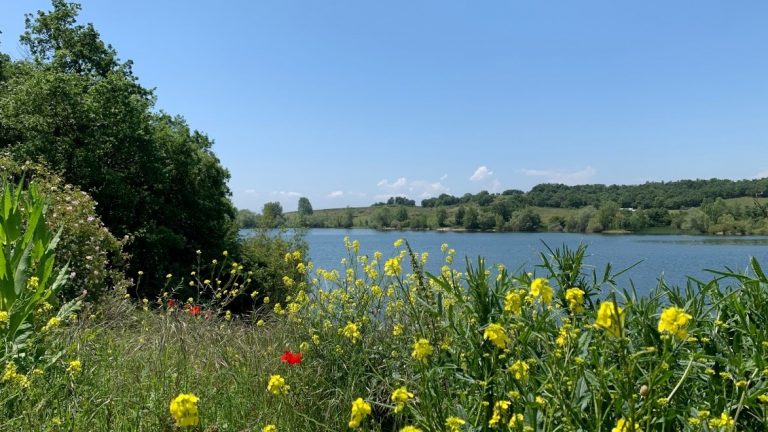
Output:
2 236 768 431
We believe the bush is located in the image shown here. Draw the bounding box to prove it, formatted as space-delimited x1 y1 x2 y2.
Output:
236 229 309 311
0 155 125 301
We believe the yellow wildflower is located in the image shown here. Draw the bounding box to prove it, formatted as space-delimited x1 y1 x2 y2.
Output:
400 427 422 432
67 359 82 376
565 287 585 313
504 290 524 315
657 306 692 339
411 338 433 362
43 316 61 332
508 413 524 428
709 412 735 428
394 239 404 248
348 398 372 428
262 425 277 432
530 278 553 305
169 393 200 427
595 301 624 337
342 322 361 343
27 276 39 290
509 360 529 381
392 324 404 336
391 386 414 413
384 257 402 277
0 311 8 325
489 400 510 427
483 323 509 349
446 416 466 432
267 374 289 395
611 418 639 432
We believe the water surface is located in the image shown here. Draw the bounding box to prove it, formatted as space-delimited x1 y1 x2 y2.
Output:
245 229 768 296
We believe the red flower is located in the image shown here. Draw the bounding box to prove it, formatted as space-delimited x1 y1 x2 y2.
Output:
167 299 176 308
189 305 201 316
280 350 302 365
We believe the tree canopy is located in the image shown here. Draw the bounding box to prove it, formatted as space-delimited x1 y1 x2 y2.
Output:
0 1 237 292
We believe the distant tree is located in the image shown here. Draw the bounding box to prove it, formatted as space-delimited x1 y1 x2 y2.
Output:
463 207 479 229
508 208 541 232
473 190 494 206
387 196 416 206
395 206 409 222
342 207 354 228
237 209 259 228
598 200 620 230
410 214 428 229
455 206 466 226
298 197 313 216
436 208 448 227
372 207 392 228
262 202 284 227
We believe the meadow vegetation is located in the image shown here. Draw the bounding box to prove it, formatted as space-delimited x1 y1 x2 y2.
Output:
2 2 768 431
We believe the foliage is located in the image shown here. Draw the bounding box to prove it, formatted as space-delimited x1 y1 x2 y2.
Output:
0 1 238 293
3 239 768 430
0 155 124 301
237 229 309 309
0 178 80 370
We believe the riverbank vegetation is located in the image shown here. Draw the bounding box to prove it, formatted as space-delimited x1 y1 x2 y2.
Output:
236 177 768 235
4 228 768 430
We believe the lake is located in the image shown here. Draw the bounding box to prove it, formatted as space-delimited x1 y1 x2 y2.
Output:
243 229 768 296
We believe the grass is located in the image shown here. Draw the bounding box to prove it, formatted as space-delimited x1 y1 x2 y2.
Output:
4 238 768 431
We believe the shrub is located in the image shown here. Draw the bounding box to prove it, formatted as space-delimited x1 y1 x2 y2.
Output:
0 155 126 301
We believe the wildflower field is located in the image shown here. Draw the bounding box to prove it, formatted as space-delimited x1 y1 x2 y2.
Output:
3 186 768 431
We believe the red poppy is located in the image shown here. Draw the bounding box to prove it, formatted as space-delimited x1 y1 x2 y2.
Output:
280 350 302 365
189 305 201 316
167 299 176 308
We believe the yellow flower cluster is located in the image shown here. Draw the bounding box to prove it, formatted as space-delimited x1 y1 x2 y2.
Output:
529 278 553 305
411 338 433 362
708 412 735 428
509 360 529 381
384 257 402 277
348 397 371 428
657 306 692 339
488 400 510 427
169 393 200 427
342 322 361 343
508 412 524 428
504 290 524 315
611 418 639 432
267 374 289 395
67 359 82 376
483 323 509 349
1 362 29 388
565 287 585 313
391 386 414 413
595 301 624 337
445 416 466 431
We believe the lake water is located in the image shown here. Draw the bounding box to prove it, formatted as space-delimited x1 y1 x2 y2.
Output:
244 229 768 296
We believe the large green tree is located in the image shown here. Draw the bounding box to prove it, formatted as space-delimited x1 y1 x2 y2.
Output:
0 1 237 292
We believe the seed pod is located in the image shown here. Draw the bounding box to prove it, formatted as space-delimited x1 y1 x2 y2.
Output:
639 384 650 397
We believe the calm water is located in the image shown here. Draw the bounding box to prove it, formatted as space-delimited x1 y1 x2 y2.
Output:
245 229 768 295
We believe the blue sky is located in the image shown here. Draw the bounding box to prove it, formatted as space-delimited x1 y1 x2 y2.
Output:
2 1 767 211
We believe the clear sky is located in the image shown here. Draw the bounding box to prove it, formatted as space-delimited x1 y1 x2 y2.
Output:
2 1 767 211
